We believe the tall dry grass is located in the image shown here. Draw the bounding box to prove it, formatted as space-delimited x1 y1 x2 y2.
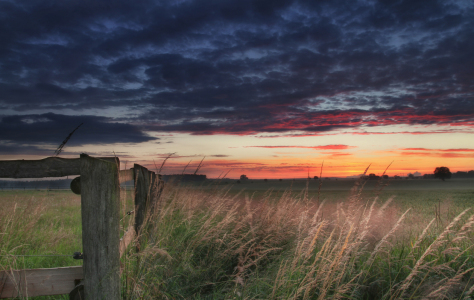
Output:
120 177 474 299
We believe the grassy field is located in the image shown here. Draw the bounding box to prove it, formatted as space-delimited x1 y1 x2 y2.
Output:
1 178 474 299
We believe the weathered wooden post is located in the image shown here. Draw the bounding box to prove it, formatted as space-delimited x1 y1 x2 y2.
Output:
80 154 120 300
133 164 150 251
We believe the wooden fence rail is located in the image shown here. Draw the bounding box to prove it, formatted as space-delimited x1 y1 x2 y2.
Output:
0 155 162 299
0 157 118 178
0 267 84 298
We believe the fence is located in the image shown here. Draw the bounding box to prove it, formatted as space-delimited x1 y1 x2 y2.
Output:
0 154 163 299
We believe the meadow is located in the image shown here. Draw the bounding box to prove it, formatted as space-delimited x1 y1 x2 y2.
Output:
1 177 474 299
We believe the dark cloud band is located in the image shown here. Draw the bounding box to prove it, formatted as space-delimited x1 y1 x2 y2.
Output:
0 113 158 146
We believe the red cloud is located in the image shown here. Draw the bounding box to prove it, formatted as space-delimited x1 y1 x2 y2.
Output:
350 130 474 135
400 151 474 158
256 129 474 138
327 152 353 157
440 153 474 158
399 149 474 158
401 148 474 152
148 102 474 136
246 144 356 150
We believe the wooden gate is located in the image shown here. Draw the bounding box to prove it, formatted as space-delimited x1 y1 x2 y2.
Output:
0 154 162 299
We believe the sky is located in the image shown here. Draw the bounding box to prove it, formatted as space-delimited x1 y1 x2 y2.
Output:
0 0 473 179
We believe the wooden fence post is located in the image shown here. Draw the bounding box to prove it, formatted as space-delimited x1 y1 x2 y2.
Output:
133 164 150 251
80 154 120 300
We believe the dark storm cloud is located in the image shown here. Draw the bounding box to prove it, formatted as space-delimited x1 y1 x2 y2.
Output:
0 113 158 147
0 0 473 140
0 143 52 156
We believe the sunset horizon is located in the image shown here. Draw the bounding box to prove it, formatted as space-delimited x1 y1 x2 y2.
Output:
0 0 473 180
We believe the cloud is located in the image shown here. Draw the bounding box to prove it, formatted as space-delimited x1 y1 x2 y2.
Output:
0 143 53 156
439 153 474 158
400 148 474 152
399 148 474 158
349 129 474 136
0 113 158 149
0 0 472 138
326 152 353 157
245 145 355 150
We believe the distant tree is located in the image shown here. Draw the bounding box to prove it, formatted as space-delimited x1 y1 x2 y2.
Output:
313 176 319 180
279 179 282 182
434 167 452 181
408 173 414 179
264 179 268 182
382 175 389 179
240 175 248 180
368 173 380 180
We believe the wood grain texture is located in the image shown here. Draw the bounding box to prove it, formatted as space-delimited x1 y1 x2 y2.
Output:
80 154 120 300
133 164 150 240
0 266 83 298
0 156 119 178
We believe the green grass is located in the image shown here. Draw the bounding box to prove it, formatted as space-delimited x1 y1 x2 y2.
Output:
0 190 82 270
2 178 474 299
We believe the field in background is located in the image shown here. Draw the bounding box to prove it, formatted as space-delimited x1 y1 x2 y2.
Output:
2 178 474 299
205 178 474 223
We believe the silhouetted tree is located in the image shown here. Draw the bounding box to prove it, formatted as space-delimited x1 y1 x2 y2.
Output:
313 176 319 180
368 173 380 180
434 167 452 181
